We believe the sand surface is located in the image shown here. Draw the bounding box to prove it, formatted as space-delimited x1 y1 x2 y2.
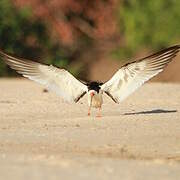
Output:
0 79 180 180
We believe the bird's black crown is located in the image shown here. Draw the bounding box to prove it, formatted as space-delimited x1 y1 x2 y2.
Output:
87 81 103 93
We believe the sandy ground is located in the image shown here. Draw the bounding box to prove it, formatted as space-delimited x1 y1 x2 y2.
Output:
0 79 180 180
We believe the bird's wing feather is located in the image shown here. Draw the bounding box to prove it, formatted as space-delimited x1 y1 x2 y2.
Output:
0 51 88 103
101 45 180 103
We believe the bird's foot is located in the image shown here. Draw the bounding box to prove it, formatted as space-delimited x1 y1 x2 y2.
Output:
96 107 102 118
96 114 102 118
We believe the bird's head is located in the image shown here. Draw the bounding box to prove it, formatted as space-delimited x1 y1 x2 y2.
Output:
89 90 97 97
87 81 103 94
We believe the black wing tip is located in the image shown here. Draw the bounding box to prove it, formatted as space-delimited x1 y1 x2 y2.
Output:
171 44 180 49
164 44 180 53
120 44 180 69
0 49 18 57
0 49 42 65
136 44 180 63
147 44 180 58
0 49 7 58
0 49 17 62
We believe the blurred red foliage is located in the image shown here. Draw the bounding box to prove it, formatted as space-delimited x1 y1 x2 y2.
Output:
13 0 120 80
13 0 119 46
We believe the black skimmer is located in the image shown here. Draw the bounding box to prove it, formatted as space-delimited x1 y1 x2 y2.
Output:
0 45 180 117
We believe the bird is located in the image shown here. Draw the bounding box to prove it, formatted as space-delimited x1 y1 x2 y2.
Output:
0 45 180 117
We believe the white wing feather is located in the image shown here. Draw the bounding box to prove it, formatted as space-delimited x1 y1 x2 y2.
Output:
101 45 180 103
0 51 88 103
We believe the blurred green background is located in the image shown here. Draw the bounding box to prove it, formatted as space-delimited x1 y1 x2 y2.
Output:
0 0 179 79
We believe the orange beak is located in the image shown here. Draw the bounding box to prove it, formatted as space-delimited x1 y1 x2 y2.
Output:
90 92 95 97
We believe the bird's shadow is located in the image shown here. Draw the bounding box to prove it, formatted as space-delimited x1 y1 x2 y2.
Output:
123 109 177 115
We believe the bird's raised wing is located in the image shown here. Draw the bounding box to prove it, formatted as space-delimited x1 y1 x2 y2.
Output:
101 45 180 103
0 51 88 103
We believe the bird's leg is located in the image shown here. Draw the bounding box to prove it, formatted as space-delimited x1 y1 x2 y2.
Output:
88 106 91 116
96 107 102 118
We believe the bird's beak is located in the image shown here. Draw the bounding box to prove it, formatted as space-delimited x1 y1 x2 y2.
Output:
90 92 95 97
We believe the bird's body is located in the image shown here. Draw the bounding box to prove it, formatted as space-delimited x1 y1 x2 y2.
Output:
88 89 103 108
89 92 103 108
0 45 180 117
